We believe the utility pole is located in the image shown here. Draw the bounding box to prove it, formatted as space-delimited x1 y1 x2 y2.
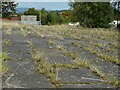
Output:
39 10 41 25
117 1 120 29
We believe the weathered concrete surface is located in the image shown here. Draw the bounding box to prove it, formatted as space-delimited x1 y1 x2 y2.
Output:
58 68 103 83
2 60 53 88
2 24 119 89
2 31 54 88
62 83 114 88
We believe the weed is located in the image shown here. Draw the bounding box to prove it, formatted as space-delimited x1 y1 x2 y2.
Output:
0 52 10 74
56 45 64 50
89 65 119 87
28 42 62 88
49 37 55 45
5 29 11 35
0 52 10 61
0 63 8 74
97 54 120 66
74 57 90 69
52 63 79 69
3 39 11 47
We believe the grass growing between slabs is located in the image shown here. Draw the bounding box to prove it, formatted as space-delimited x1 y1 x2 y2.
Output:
0 52 10 75
27 40 120 88
55 43 120 88
28 41 62 88
72 42 119 66
2 20 119 88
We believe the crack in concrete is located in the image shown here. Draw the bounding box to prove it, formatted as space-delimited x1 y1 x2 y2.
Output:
23 67 34 74
5 61 29 88
81 77 106 82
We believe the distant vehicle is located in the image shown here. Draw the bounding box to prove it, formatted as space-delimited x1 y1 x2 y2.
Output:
109 20 120 26
69 22 79 27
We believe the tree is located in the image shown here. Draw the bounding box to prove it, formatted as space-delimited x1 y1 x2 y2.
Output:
110 0 120 29
24 8 40 21
111 0 120 12
47 11 59 25
70 2 114 28
2 2 18 18
58 10 72 24
41 8 48 25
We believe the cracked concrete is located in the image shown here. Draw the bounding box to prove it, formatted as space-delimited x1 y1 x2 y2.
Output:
1 23 119 89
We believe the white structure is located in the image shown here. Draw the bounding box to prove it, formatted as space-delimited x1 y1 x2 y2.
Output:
21 15 41 25
69 22 79 27
21 15 37 21
109 20 120 26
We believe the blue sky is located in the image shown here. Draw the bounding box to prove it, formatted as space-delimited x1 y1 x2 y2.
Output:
17 2 70 10
16 0 71 10
16 0 71 2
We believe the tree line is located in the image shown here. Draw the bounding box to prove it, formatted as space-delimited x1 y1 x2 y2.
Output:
22 8 72 25
1 1 120 28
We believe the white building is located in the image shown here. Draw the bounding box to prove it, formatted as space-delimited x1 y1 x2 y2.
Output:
21 15 41 25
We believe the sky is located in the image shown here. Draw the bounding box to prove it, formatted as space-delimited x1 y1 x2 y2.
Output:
15 0 115 2
16 0 71 2
17 2 70 10
15 0 119 11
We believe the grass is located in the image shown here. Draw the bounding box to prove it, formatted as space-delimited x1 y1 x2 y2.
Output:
74 57 90 69
5 30 11 35
55 43 120 87
0 52 10 74
56 45 77 60
0 52 10 61
2 21 119 88
97 54 120 65
0 63 8 75
49 37 55 45
71 41 119 66
28 41 62 88
52 63 79 69
89 65 119 87
3 39 11 47
92 42 116 53
75 57 119 87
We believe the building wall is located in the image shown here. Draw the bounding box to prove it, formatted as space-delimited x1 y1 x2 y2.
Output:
21 15 40 25
21 15 37 21
2 17 20 21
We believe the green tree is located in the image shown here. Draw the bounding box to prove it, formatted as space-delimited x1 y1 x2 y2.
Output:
111 1 120 29
70 2 114 28
2 2 18 18
58 10 72 24
24 8 40 21
47 11 59 25
41 8 48 25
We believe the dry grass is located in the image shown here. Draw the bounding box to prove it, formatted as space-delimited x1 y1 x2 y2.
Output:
2 20 119 88
0 52 10 74
55 43 119 87
28 41 62 88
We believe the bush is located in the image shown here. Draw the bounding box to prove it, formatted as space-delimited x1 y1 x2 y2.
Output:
70 2 114 28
